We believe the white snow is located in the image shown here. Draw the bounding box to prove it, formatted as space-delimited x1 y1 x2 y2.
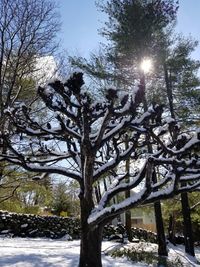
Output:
0 230 10 234
20 224 28 228
96 160 147 212
0 237 199 267
0 238 141 267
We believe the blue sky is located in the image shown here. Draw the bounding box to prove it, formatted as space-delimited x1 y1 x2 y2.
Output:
58 0 200 59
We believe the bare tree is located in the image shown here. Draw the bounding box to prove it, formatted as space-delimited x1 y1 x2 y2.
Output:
0 0 60 112
0 0 60 194
0 73 199 267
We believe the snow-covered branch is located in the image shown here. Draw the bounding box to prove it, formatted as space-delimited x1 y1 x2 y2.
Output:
93 144 136 182
96 160 147 210
0 72 199 233
0 155 81 182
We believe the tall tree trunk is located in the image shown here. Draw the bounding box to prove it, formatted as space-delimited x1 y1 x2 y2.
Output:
125 192 132 241
181 192 195 256
180 186 194 255
140 73 167 256
79 197 103 267
154 201 168 256
164 63 194 256
152 170 168 257
0 118 8 181
168 213 176 245
125 137 133 241
79 225 103 267
164 63 175 119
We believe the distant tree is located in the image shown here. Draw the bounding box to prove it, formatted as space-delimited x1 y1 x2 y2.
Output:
51 182 71 216
0 0 60 154
0 0 60 111
163 192 200 242
67 180 80 217
0 171 53 214
163 35 200 126
51 180 80 217
0 167 53 214
162 35 200 256
0 73 199 267
0 164 21 207
0 0 60 206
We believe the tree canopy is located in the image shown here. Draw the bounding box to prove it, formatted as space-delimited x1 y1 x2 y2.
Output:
0 72 199 267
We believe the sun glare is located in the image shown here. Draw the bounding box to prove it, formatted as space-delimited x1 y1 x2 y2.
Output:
140 58 152 73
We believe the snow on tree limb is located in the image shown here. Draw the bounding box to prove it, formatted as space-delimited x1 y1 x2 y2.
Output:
0 72 199 228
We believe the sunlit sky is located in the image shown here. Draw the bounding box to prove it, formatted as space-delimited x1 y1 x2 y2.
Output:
58 0 200 60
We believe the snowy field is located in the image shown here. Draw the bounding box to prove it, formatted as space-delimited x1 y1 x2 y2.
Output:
0 237 199 267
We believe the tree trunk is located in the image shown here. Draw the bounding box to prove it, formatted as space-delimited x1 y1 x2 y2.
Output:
181 192 195 256
140 73 167 256
79 225 103 267
164 63 175 119
151 166 167 256
78 197 103 267
94 185 101 203
168 213 176 245
154 201 168 256
125 208 132 241
163 63 194 257
125 137 133 241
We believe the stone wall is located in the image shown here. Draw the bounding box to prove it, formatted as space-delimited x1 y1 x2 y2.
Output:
103 224 157 243
0 211 157 243
0 211 80 239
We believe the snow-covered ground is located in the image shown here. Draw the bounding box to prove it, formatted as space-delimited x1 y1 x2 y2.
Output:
0 237 199 267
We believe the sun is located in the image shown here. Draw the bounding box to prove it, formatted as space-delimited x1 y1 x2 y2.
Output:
140 58 152 73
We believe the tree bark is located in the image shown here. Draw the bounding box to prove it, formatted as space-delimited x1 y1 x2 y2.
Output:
164 62 194 256
152 170 167 257
154 201 168 256
140 73 167 257
181 192 195 256
164 63 175 119
125 202 132 241
168 213 176 245
78 197 103 267
125 137 133 241
79 225 103 267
